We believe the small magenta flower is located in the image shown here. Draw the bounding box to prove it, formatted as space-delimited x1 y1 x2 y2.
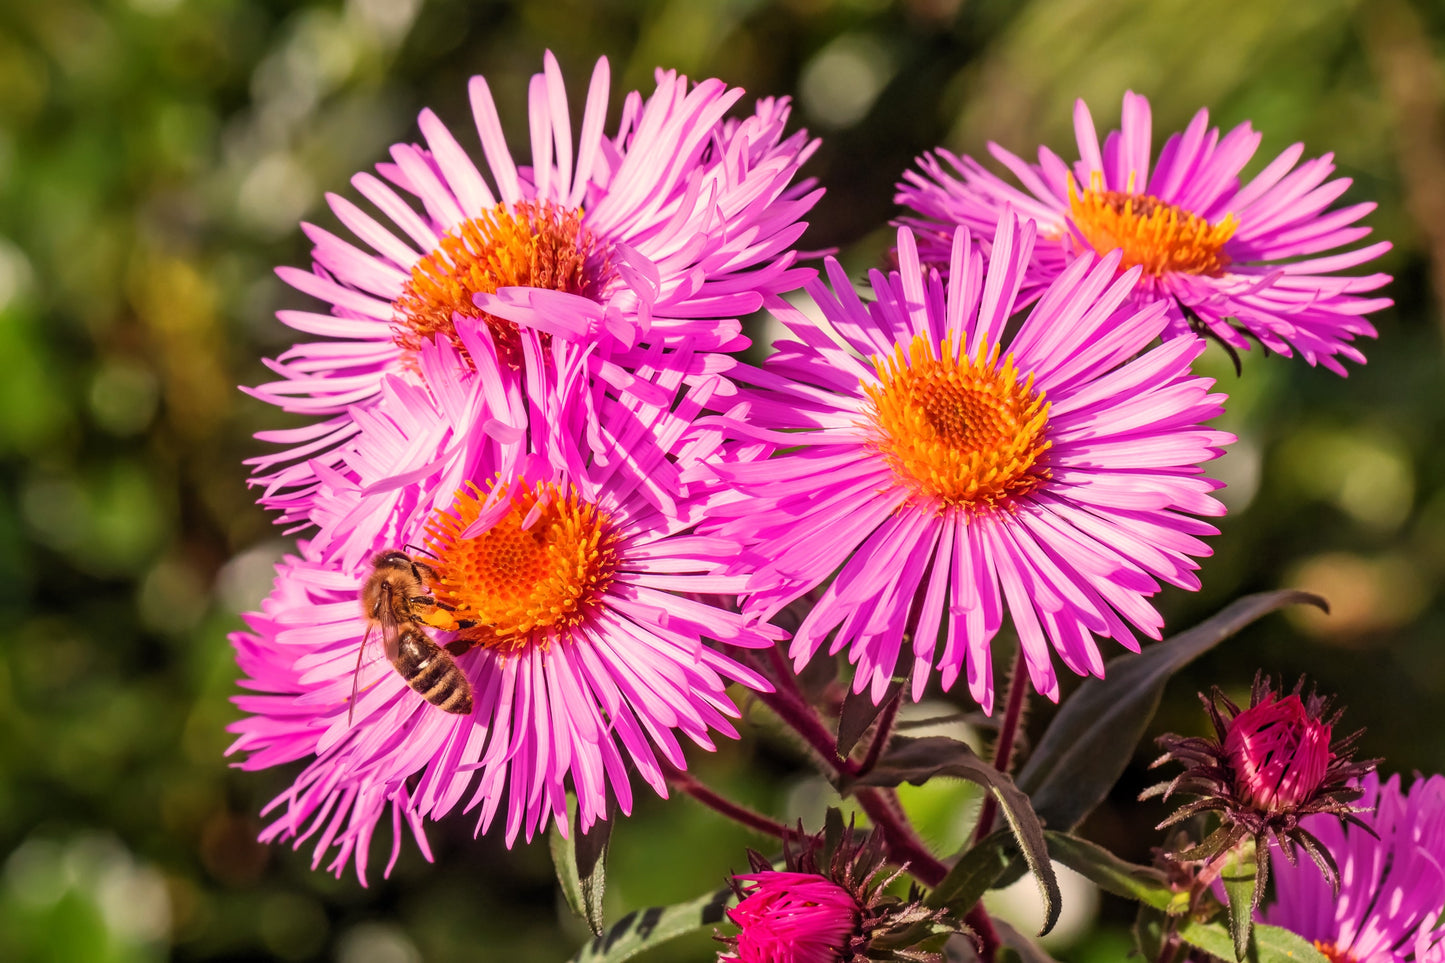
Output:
1260 772 1445 963
718 827 961 963
1148 675 1374 900
723 871 860 963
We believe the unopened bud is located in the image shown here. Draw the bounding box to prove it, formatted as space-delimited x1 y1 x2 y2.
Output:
1223 692 1333 813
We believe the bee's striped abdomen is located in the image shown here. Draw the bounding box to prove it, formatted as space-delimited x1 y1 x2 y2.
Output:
395 627 474 715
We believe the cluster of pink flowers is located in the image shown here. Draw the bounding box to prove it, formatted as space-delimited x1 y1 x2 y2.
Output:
232 53 821 873
229 51 1406 963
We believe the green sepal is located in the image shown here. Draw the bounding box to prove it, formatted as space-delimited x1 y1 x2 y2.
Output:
1222 839 1260 961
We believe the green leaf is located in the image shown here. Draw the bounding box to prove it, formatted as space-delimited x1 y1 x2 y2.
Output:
896 711 998 732
1179 921 1331 963
569 886 735 963
1133 904 1170 962
550 806 585 926
1042 832 1183 914
837 677 904 757
550 795 613 937
1223 842 1259 962
925 829 1015 911
1016 591 1328 831
857 736 1060 936
576 818 613 935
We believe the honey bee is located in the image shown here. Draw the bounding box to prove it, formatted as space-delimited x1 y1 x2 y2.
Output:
351 550 473 721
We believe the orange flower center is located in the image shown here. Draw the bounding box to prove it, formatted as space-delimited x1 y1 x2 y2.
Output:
392 200 610 367
1313 941 1358 963
1067 171 1236 277
865 335 1050 511
421 480 621 654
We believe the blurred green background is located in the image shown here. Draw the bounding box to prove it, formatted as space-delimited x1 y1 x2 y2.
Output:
0 0 1441 960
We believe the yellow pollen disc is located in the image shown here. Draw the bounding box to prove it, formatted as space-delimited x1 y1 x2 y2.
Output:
1068 171 1236 277
421 480 621 654
865 335 1051 512
392 200 609 367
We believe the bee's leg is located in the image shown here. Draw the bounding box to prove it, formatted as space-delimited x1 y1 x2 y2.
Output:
411 559 441 582
417 605 467 632
444 638 477 657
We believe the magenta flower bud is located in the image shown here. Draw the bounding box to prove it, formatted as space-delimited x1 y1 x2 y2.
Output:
1147 674 1376 901
722 871 859 963
1224 693 1333 813
716 823 962 963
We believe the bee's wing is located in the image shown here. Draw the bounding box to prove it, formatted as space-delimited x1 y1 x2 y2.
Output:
348 623 371 727
376 581 404 662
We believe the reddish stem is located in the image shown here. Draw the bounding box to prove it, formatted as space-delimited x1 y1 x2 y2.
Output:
757 663 951 882
756 686 860 776
859 687 902 774
973 645 1029 843
966 904 1003 961
756 644 1001 961
854 786 948 886
664 764 793 841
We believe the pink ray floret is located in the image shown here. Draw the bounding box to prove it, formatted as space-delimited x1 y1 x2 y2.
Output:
1260 771 1445 962
707 218 1232 713
897 91 1392 375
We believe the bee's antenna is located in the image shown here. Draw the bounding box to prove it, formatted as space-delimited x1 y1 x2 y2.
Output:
405 542 439 560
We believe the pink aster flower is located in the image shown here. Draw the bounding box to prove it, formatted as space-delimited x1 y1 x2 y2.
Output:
708 217 1231 712
723 871 860 963
896 91 1392 374
1260 772 1445 963
228 326 774 878
248 51 821 518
